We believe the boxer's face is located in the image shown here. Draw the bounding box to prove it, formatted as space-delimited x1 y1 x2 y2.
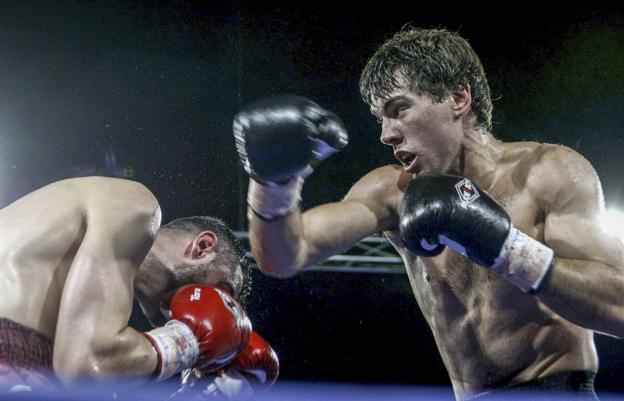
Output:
135 231 244 325
157 259 244 318
374 75 464 176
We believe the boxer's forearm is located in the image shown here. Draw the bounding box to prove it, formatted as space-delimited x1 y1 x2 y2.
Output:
54 327 157 384
536 257 624 337
249 207 307 278
249 200 384 278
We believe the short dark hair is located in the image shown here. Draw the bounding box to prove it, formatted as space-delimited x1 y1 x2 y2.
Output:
164 216 251 303
360 27 493 131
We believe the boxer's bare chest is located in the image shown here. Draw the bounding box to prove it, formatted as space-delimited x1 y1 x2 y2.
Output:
385 172 556 386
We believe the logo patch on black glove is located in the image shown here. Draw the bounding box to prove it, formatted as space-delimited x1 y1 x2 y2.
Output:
454 178 480 205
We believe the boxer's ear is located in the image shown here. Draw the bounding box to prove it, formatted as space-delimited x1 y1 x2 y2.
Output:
450 83 471 119
190 231 217 259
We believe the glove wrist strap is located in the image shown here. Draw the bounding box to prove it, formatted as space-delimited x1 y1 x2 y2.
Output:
248 178 303 221
143 320 199 381
491 227 555 293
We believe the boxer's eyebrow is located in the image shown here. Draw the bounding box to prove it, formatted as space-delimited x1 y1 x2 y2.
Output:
383 96 411 113
372 95 411 119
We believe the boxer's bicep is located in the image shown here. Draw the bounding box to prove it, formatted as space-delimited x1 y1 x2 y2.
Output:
542 148 624 267
249 199 384 277
297 199 391 267
545 207 623 268
534 147 624 334
544 177 602 260
250 166 401 276
53 201 160 381
300 166 402 266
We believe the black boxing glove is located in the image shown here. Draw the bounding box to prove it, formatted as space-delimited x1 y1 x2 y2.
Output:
399 174 555 293
233 95 348 220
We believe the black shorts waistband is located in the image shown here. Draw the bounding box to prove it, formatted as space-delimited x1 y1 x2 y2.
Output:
465 371 598 400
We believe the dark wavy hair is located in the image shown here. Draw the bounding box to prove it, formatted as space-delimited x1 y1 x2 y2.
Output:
163 216 251 304
360 27 493 131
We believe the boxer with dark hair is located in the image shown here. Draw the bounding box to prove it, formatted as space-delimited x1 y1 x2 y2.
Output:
236 28 624 400
0 177 255 393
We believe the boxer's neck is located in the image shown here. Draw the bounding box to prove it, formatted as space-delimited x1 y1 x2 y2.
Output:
451 128 505 191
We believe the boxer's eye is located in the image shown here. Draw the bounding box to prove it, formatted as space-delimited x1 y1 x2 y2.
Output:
389 103 409 119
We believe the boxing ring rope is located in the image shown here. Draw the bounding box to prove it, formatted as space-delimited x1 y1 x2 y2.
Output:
234 232 406 274
8 380 622 401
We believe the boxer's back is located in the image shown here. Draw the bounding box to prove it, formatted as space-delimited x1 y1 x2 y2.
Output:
0 176 156 339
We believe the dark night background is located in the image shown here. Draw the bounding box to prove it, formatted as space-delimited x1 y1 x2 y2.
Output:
1 1 624 398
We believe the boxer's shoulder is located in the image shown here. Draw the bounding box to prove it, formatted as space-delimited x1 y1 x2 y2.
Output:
342 164 408 221
530 144 598 207
504 141 586 171
501 142 596 203
46 177 161 240
61 177 159 216
345 164 408 201
56 176 156 200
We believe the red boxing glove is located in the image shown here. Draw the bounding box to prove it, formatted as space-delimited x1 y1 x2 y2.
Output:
227 331 279 392
171 332 279 401
144 284 252 381
171 285 252 370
